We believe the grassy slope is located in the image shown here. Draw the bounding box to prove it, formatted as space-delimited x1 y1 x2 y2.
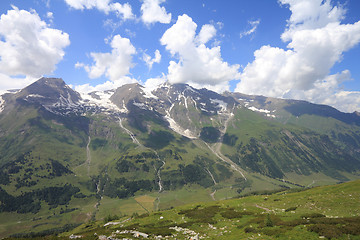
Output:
1 104 360 239
221 107 360 184
41 179 360 240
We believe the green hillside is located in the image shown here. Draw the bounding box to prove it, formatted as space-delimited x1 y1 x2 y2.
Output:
1 79 360 238
4 180 359 240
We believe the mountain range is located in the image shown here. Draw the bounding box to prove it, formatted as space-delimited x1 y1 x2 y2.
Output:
0 77 359 237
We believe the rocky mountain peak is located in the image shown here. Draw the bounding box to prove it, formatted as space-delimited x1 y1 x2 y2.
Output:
11 77 82 115
23 77 80 100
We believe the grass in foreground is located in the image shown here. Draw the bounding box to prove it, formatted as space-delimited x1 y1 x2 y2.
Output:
5 180 360 240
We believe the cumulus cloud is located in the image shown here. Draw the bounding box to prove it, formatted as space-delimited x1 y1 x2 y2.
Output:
74 76 137 93
236 0 360 112
143 49 161 69
285 70 360 112
76 34 137 91
64 0 134 20
0 74 37 92
160 14 240 92
144 75 167 90
240 19 260 38
0 6 70 91
280 0 346 41
196 24 217 44
140 0 171 25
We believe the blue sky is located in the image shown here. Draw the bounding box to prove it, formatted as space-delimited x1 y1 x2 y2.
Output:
0 0 360 112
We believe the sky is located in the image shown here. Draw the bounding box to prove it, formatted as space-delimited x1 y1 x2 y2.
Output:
0 0 360 113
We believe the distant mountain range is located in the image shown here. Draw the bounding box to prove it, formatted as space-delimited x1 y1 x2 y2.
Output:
0 77 359 237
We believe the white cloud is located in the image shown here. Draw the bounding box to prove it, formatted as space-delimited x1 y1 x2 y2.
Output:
236 0 360 112
143 49 161 69
160 14 240 93
44 0 51 8
284 70 360 112
144 75 167 90
240 19 260 38
47 11 53 19
0 6 70 91
196 24 216 44
76 34 137 88
47 11 54 24
75 76 137 93
140 0 171 25
64 0 134 20
110 2 133 20
64 0 110 12
0 74 37 91
279 0 346 41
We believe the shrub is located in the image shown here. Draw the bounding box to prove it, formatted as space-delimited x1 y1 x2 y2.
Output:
301 213 326 219
200 127 221 143
221 209 253 219
178 205 220 224
285 206 297 212
244 227 257 233
308 224 343 239
261 227 286 236
104 214 119 223
265 214 274 227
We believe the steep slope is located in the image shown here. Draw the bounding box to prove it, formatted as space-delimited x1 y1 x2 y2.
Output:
221 107 360 183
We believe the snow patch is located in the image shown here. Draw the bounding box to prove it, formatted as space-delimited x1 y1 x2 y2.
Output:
165 115 197 139
247 106 276 118
190 97 198 109
165 104 197 139
266 114 276 118
0 95 4 113
248 106 270 114
169 103 175 112
200 107 215 114
122 99 128 112
210 99 228 112
80 90 125 113
141 86 158 99
133 101 148 110
54 92 78 108
181 93 188 109
185 85 197 93
27 94 45 98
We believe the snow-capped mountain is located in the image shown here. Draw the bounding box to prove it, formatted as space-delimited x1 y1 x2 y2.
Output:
0 77 360 225
2 77 359 138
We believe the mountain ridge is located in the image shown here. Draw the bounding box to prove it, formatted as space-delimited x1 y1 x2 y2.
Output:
0 77 359 238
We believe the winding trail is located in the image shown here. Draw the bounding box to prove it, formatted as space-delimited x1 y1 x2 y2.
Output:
307 180 316 188
205 168 217 185
205 110 247 180
118 118 142 147
154 159 165 193
204 141 247 181
154 197 160 211
255 204 270 212
118 117 165 192
210 190 216 201
86 136 91 176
